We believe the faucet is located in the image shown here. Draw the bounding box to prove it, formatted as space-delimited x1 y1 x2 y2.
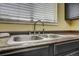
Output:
33 20 45 35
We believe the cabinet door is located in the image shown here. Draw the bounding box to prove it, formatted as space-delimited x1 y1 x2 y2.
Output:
3 45 50 56
65 3 79 19
54 40 79 55
48 44 54 56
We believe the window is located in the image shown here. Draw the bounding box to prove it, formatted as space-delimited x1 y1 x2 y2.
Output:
0 3 57 24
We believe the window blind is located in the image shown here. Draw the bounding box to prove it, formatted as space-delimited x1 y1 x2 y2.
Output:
0 3 57 23
0 3 32 21
33 3 57 22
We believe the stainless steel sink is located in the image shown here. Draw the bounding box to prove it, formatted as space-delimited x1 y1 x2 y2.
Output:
7 35 44 45
38 34 63 38
13 35 43 42
38 34 48 38
48 34 63 38
31 35 43 40
7 34 65 45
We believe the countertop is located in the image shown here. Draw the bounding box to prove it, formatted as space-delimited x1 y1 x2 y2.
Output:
0 34 79 51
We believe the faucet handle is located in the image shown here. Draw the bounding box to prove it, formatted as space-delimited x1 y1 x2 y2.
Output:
38 31 41 35
29 32 31 35
43 29 45 34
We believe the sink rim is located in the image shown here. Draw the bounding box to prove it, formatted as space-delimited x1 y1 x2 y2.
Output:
7 35 44 45
7 34 65 45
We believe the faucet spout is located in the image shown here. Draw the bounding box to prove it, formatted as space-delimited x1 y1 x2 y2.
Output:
33 20 44 35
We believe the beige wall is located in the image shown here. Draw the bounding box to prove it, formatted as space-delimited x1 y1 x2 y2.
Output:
0 4 71 32
70 20 79 31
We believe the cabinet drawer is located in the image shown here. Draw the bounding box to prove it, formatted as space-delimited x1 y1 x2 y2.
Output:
11 47 48 56
1 45 50 56
54 40 79 55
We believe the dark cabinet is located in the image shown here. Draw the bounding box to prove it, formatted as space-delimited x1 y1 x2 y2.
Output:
8 46 48 56
54 40 79 56
2 45 54 56
65 3 79 20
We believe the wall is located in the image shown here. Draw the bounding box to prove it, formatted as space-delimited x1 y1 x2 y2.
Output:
70 20 79 31
0 3 70 32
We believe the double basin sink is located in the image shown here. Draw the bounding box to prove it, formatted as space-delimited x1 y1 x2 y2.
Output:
7 34 65 45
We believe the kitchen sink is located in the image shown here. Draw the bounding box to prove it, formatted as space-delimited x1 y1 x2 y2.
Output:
7 34 65 45
38 34 48 38
7 35 44 45
31 35 43 40
12 35 43 41
38 34 63 38
48 34 64 38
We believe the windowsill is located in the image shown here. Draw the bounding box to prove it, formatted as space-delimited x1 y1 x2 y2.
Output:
0 20 58 26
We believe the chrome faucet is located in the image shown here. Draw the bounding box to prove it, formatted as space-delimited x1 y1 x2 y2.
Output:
33 20 44 35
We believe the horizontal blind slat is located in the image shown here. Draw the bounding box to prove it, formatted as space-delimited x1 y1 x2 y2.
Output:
0 3 57 23
0 3 32 21
32 3 57 22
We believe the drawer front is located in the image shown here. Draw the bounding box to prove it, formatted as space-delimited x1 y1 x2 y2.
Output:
1 45 49 56
9 47 49 56
54 40 79 55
